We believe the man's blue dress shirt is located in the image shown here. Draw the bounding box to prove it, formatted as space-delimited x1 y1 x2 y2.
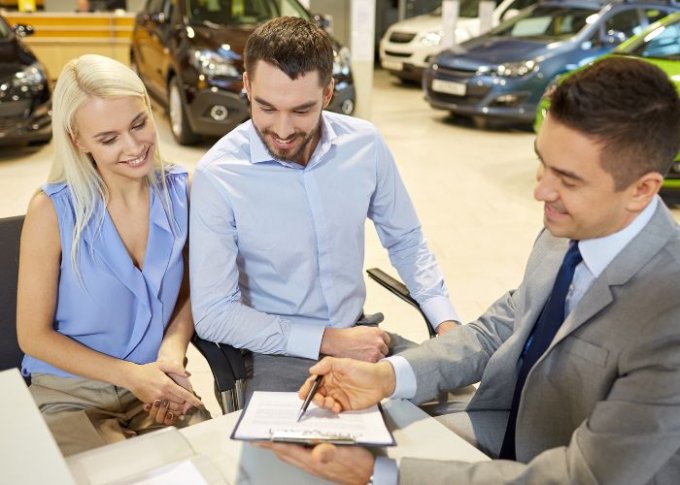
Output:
190 111 458 359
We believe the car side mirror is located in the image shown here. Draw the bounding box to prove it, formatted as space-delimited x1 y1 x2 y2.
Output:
12 23 34 37
602 30 626 45
312 13 333 33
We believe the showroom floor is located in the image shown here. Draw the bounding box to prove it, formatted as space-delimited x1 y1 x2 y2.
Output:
2 69 678 417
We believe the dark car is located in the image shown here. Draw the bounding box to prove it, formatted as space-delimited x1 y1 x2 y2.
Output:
423 0 678 126
131 0 356 145
0 16 51 146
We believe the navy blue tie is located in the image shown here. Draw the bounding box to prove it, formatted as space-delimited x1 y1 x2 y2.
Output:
499 241 582 460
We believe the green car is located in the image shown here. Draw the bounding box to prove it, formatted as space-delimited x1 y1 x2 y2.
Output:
535 12 680 192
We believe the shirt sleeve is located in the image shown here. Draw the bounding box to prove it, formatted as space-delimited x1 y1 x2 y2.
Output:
368 132 459 329
385 356 417 399
189 165 325 359
373 456 398 485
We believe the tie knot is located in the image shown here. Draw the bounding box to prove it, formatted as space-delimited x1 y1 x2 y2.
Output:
564 241 582 269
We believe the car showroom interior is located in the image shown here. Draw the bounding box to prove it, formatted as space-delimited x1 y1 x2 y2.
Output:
2 0 680 483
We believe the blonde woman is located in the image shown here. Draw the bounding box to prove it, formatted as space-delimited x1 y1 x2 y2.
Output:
16 55 208 456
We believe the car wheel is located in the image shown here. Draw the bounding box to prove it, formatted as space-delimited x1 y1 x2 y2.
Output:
168 76 198 145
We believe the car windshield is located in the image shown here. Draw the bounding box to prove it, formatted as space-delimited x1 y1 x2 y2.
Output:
618 18 680 60
429 0 503 20
186 0 309 26
490 6 595 40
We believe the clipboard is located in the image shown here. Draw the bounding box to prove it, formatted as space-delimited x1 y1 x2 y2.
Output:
230 391 396 447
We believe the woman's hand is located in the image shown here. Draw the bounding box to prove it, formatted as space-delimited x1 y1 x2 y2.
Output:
124 361 203 418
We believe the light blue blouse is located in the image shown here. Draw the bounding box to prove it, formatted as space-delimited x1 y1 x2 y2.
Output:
22 167 189 379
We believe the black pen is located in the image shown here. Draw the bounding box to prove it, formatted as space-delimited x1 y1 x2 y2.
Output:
296 374 322 422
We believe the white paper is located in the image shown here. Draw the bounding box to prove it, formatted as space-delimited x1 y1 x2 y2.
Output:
233 392 394 446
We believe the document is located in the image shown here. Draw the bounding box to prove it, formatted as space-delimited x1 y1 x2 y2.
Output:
231 391 395 446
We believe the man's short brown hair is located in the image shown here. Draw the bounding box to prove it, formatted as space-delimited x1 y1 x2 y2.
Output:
549 57 680 190
245 16 334 87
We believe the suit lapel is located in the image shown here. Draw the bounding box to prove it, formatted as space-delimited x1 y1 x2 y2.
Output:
548 202 677 350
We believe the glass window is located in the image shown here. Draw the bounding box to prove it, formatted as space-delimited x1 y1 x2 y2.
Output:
492 6 594 39
642 8 668 26
186 0 309 25
628 20 680 60
604 9 642 38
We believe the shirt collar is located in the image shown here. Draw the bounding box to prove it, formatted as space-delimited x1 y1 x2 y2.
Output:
578 196 659 278
247 113 337 168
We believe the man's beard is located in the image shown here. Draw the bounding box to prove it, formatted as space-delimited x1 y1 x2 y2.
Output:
254 116 321 164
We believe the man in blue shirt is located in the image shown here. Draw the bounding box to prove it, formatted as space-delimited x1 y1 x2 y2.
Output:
258 58 680 483
189 17 459 396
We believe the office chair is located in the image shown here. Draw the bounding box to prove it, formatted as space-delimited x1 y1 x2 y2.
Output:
192 266 435 414
0 215 28 383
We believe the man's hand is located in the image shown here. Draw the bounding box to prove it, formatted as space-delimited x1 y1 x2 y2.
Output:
320 326 390 362
256 442 374 485
436 320 459 336
300 357 396 413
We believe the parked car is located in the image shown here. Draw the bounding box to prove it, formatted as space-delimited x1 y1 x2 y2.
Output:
423 0 678 126
0 16 51 146
379 0 538 82
535 12 680 192
130 0 355 145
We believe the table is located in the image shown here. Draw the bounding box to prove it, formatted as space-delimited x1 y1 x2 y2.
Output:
65 399 488 484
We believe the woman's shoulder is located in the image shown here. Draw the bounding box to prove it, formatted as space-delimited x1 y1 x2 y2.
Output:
41 181 70 198
162 164 189 181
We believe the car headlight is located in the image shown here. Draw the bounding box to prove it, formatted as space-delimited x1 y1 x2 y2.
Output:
420 30 442 46
190 49 240 78
12 62 47 92
496 60 537 78
333 46 351 76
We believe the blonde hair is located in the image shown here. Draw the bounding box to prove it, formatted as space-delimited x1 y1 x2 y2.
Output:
48 54 171 273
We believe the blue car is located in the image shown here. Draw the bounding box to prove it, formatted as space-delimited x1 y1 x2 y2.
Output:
423 0 678 125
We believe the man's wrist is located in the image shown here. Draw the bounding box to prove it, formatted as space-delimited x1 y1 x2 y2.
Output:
377 360 396 398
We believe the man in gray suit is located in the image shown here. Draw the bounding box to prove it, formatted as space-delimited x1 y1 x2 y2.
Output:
259 57 680 484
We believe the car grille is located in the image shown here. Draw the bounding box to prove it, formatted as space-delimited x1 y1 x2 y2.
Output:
435 66 479 79
428 84 491 106
0 99 31 118
389 32 416 43
384 50 412 58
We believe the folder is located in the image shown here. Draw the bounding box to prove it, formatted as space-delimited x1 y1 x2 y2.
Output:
231 391 395 446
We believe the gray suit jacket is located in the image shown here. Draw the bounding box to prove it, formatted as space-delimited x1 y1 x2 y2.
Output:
398 201 680 484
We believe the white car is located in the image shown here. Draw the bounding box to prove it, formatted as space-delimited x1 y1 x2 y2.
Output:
379 0 537 82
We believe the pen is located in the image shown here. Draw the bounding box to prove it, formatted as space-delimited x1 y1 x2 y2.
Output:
296 374 322 422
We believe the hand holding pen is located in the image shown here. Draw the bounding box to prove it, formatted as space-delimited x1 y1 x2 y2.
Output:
296 357 395 415
296 374 322 422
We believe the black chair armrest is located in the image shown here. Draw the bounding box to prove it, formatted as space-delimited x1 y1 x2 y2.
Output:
366 267 436 338
191 335 246 413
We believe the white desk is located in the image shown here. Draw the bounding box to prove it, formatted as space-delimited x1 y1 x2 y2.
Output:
63 399 489 484
89 399 489 484
0 369 75 485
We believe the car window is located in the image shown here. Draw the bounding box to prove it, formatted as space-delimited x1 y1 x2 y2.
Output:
604 9 642 38
642 8 668 26
492 6 594 39
629 19 680 60
186 0 309 25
